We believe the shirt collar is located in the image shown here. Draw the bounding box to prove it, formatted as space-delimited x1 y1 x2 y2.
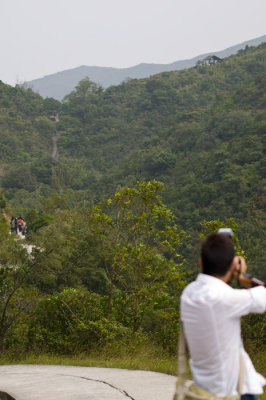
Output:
196 273 230 288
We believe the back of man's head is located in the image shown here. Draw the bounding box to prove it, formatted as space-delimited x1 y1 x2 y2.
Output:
201 233 235 277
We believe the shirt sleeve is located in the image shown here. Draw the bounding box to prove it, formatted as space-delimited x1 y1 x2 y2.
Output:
225 286 266 319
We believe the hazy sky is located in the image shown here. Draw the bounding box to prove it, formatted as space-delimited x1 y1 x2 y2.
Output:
1 0 266 85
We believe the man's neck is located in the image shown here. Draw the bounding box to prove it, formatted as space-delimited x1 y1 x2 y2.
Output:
215 270 232 284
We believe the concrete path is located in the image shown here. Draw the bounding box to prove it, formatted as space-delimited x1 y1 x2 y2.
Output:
0 365 176 400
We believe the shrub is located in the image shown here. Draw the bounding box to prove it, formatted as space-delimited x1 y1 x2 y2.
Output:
27 288 129 354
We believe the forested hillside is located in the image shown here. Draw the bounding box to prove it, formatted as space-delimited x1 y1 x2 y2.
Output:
0 43 265 364
0 83 60 192
1 43 266 274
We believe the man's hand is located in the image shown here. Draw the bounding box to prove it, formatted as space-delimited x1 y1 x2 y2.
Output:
232 257 252 288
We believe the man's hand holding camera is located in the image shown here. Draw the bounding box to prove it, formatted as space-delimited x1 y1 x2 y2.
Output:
232 256 252 288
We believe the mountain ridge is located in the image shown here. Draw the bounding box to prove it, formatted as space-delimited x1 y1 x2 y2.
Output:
27 34 266 101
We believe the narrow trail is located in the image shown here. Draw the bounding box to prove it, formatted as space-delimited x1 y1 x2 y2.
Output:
52 130 60 161
51 114 60 161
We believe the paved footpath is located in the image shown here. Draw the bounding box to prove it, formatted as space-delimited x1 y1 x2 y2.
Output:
0 365 176 400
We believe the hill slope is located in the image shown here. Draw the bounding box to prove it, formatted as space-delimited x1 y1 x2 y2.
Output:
1 43 266 274
26 35 266 101
0 83 60 194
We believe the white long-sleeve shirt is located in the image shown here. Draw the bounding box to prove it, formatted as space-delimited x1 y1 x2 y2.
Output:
181 273 266 396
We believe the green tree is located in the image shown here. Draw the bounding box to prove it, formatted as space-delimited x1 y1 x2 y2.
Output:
89 180 186 332
0 217 39 350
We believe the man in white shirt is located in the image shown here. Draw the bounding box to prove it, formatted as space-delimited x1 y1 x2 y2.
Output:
181 233 266 400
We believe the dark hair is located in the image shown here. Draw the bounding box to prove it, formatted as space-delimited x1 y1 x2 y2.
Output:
201 233 235 277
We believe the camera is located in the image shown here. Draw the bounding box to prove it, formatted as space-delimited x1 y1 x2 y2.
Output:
217 228 234 238
217 228 265 287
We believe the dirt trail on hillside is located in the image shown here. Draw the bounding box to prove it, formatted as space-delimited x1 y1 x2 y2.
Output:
51 114 60 161
52 130 60 160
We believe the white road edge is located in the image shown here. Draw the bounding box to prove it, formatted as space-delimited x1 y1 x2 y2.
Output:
0 365 176 400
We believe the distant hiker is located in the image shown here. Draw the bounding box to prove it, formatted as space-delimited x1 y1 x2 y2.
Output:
22 220 26 236
17 216 25 234
10 216 17 233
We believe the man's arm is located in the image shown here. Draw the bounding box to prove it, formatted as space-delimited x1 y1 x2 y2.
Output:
233 257 265 288
224 257 266 318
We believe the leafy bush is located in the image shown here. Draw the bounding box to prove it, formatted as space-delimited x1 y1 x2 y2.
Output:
27 288 129 354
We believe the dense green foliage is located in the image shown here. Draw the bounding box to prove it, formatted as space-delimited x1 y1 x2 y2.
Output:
0 44 265 361
0 181 264 360
1 44 266 274
0 183 188 355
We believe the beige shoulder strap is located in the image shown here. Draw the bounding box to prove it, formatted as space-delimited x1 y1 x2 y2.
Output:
178 321 187 378
237 351 245 395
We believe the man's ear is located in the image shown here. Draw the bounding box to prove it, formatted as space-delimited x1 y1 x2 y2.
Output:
199 258 203 269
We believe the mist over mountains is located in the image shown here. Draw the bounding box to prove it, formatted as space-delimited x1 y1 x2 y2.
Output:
27 35 266 101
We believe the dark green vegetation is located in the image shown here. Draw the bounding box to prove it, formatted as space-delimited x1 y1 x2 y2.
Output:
0 43 265 366
0 182 187 356
1 43 266 277
0 185 265 373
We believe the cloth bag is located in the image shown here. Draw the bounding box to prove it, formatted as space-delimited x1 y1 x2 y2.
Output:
173 322 244 400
